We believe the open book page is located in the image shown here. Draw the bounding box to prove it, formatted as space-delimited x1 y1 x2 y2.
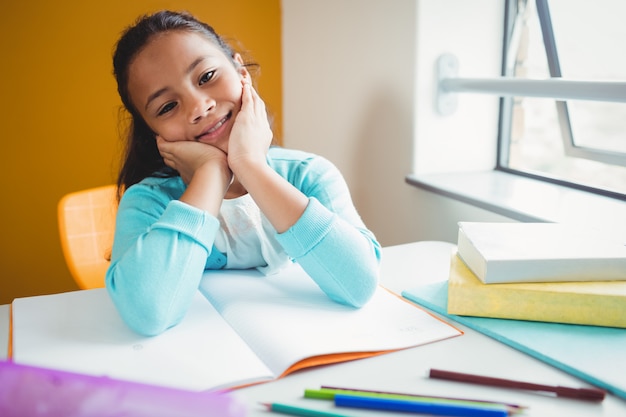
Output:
11 288 274 391
199 263 462 377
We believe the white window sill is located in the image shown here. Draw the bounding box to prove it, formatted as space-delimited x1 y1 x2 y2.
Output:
406 170 626 237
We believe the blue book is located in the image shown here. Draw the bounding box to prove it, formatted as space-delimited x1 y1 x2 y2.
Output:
402 281 626 400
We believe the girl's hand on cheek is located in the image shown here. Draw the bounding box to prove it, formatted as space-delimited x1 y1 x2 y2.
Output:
227 82 273 172
156 136 230 185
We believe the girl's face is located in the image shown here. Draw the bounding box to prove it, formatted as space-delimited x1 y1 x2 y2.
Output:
127 30 248 152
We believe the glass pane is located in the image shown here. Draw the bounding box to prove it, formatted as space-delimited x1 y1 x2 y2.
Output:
568 101 626 153
550 0 626 152
506 0 626 196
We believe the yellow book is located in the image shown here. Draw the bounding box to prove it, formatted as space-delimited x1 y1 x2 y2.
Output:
447 253 626 328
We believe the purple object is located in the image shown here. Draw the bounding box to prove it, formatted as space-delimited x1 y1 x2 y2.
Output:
0 360 248 417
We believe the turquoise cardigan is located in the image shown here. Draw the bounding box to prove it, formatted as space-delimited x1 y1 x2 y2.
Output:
106 147 381 336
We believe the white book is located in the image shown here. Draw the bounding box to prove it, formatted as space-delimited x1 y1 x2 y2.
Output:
11 263 460 392
457 222 626 284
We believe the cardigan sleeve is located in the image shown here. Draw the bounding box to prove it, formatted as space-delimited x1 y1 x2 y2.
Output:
272 151 382 307
105 182 220 336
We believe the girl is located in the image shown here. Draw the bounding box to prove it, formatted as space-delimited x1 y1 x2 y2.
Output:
107 10 381 336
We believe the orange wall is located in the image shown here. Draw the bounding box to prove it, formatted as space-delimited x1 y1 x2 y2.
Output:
0 0 281 304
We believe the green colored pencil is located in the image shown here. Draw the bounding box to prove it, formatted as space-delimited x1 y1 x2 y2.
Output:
306 387 525 413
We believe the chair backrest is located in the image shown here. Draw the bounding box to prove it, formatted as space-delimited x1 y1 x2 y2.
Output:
57 184 118 289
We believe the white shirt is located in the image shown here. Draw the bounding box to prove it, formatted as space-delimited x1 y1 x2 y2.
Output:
213 193 291 275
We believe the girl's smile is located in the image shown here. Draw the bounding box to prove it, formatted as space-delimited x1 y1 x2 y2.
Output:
195 111 233 142
127 30 248 152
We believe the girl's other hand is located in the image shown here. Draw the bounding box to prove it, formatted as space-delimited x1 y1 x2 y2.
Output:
227 81 273 172
156 135 231 185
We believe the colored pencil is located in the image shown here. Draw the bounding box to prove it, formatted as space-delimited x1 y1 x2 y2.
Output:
333 394 510 417
307 388 520 413
261 402 354 417
429 368 606 402
318 385 526 411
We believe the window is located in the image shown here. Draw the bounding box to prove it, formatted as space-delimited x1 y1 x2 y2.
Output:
500 0 626 198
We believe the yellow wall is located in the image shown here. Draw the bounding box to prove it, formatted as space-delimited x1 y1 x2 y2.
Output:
0 0 281 304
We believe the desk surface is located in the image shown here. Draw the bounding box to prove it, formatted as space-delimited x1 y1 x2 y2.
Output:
2 242 625 416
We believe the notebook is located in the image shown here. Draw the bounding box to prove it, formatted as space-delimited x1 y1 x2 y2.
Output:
11 263 461 392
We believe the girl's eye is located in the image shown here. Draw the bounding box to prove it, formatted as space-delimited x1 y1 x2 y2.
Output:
199 70 215 85
158 102 177 116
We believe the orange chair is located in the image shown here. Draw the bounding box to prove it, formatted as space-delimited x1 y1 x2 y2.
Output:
57 184 118 289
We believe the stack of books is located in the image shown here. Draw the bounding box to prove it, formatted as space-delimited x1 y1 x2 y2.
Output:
448 222 626 328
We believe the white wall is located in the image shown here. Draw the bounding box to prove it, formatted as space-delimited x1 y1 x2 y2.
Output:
413 1 503 174
282 0 512 246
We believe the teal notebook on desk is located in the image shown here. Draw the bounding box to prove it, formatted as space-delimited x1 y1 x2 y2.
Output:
402 281 626 400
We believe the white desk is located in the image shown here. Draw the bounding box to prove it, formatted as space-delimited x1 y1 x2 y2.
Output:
235 242 625 416
2 242 625 416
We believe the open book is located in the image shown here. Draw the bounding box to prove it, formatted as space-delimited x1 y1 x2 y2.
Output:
11 263 461 392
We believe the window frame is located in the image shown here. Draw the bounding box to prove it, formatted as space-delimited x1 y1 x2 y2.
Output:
496 0 626 201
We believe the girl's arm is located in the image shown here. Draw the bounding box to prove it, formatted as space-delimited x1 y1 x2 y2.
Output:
272 152 382 308
227 82 309 233
235 150 381 308
107 138 232 336
105 179 225 337
228 84 380 307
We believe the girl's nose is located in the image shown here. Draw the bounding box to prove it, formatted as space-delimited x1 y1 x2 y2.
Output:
188 93 215 124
